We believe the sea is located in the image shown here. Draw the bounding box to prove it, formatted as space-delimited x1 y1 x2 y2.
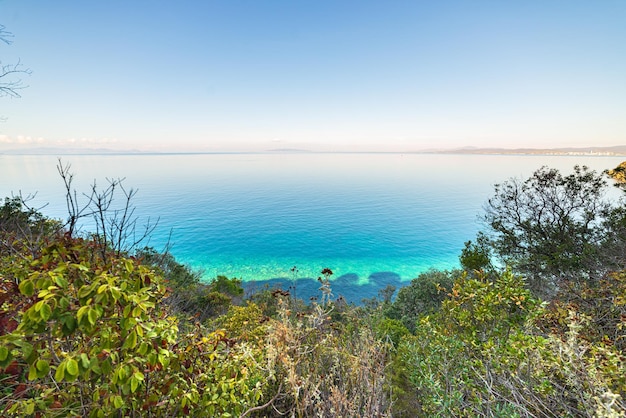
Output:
1 153 623 303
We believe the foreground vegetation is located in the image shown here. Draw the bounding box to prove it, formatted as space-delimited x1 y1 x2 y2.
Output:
1 162 625 417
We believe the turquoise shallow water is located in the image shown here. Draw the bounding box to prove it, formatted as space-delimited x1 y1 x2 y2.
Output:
1 153 623 301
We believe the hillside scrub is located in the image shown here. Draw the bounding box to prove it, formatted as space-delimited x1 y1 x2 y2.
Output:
1 162 625 416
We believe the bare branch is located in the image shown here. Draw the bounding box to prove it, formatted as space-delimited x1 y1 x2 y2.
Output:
0 60 31 98
240 383 283 418
0 24 14 45
57 159 97 236
1 25 31 105
56 159 158 261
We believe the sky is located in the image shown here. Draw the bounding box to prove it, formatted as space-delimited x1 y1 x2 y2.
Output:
0 0 625 153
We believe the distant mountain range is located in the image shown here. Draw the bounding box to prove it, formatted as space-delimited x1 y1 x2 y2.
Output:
2 145 626 156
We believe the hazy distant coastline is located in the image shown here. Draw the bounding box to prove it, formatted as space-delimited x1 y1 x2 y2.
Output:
428 145 626 156
1 145 625 156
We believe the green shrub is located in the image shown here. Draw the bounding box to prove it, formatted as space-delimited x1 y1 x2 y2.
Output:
386 269 456 332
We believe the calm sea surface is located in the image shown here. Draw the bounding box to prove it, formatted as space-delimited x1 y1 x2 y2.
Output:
1 153 623 301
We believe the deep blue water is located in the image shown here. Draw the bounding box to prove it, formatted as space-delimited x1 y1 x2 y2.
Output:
1 153 623 302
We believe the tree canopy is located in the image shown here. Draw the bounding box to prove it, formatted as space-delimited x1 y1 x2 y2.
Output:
483 165 616 297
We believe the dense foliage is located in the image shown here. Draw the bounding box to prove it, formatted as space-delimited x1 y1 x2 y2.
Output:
483 165 614 297
1 162 625 417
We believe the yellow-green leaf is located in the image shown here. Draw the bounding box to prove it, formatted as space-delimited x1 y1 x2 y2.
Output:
137 342 148 356
40 303 52 321
36 359 49 372
55 362 66 381
66 358 79 376
87 308 98 326
28 364 38 381
0 346 9 361
113 395 124 409
77 306 89 322
80 353 90 369
123 330 138 350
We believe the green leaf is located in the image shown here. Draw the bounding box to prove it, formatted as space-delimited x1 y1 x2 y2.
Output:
87 308 98 326
36 359 49 373
59 297 70 309
70 263 89 272
28 364 38 380
137 342 148 356
0 346 9 361
113 395 124 409
80 353 90 369
123 330 138 350
40 303 52 321
55 362 66 381
61 315 77 335
78 283 95 299
110 287 121 302
89 408 104 418
53 275 68 288
66 358 79 376
117 366 128 381
124 259 134 273
77 306 89 322
17 341 34 359
18 279 34 297
130 376 139 393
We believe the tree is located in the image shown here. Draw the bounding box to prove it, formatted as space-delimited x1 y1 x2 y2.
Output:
483 165 613 298
459 234 493 273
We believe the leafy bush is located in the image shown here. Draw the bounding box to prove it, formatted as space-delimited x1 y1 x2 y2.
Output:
0 236 179 416
137 248 244 323
0 236 267 417
386 269 456 332
0 196 61 256
394 268 626 417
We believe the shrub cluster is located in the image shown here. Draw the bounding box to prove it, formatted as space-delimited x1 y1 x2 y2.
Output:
1 162 625 417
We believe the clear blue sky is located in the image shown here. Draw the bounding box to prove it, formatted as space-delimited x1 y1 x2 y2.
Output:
1 0 625 152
